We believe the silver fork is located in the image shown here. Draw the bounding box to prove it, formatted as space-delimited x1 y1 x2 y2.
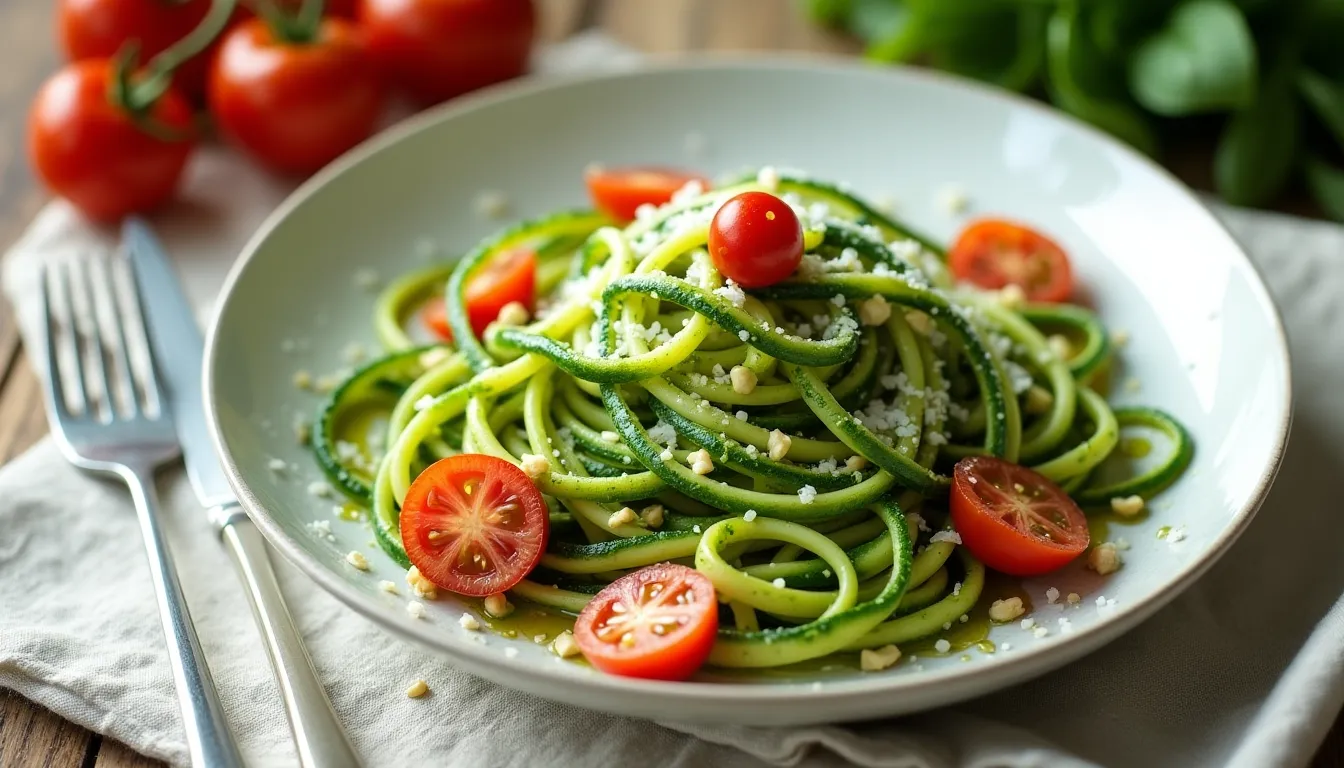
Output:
38 255 243 768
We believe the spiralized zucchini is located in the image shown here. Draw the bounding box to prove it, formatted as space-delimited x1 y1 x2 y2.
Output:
313 170 1193 669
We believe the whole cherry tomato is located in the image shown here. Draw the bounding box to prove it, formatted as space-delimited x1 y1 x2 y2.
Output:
58 0 230 99
708 191 805 288
358 0 535 105
208 17 383 175
28 59 195 222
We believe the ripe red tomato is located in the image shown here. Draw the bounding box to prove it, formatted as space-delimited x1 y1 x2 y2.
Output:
28 60 195 222
358 0 535 105
949 456 1090 576
574 564 719 681
422 248 536 342
400 454 550 596
948 219 1074 303
208 17 383 175
708 191 805 288
584 166 710 222
58 0 228 99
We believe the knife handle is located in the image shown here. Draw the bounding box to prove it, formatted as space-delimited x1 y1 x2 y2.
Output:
215 503 363 768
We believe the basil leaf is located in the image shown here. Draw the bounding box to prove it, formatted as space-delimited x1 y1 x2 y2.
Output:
1298 68 1344 149
1129 0 1258 116
1046 2 1158 156
1305 156 1344 222
1213 60 1300 206
804 0 854 27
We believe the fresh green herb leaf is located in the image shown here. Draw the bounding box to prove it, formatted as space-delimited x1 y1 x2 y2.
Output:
804 0 855 27
1304 155 1344 221
1047 2 1158 155
1129 0 1258 116
1214 60 1301 206
851 0 910 52
1298 68 1344 149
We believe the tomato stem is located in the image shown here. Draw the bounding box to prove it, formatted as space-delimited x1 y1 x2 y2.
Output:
111 0 238 125
253 0 326 44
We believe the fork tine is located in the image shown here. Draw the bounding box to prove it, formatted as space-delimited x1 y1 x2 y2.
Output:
66 255 114 422
87 254 138 419
38 263 75 419
113 252 166 419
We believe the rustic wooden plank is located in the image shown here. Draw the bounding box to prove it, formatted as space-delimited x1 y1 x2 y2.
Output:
537 0 590 43
700 0 787 51
0 690 96 768
598 0 700 52
0 352 50 462
0 0 57 255
94 738 164 768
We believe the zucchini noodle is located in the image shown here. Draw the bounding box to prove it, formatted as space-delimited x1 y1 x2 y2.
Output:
313 170 1193 670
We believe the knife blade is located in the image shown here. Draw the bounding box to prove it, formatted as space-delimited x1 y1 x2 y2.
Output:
123 217 236 509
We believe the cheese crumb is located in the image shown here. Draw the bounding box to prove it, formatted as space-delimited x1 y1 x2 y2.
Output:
406 601 426 620
996 284 1026 308
688 449 714 475
307 480 333 498
771 578 786 588
757 166 781 192
640 504 664 528
936 185 969 214
346 551 369 571
379 580 399 595
1025 385 1054 415
1110 495 1145 516
600 430 620 443
496 301 530 327
407 566 439 600
730 365 757 395
608 507 637 528
858 295 892 326
1088 542 1122 575
988 597 1025 622
1045 587 1060 604
552 630 581 658
405 679 429 698
1047 334 1073 360
419 347 450 369
292 370 313 390
475 190 509 219
859 644 902 672
458 612 480 630
519 453 551 480
768 429 792 461
1111 329 1130 348
484 593 513 618
934 638 952 654
743 509 757 522
797 485 818 504
267 458 287 473
930 530 962 545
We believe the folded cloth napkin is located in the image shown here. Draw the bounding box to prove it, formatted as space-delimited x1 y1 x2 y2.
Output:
4 32 1344 768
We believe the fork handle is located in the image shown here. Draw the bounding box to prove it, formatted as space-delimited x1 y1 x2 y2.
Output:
214 502 363 768
122 467 245 768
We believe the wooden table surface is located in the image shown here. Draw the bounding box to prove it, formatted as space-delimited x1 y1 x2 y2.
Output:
0 1 1339 766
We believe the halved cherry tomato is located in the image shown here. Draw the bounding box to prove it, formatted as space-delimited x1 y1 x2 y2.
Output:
400 454 549 596
948 219 1074 303
708 191 804 288
421 248 536 342
28 59 195 222
208 17 383 175
949 456 1090 576
585 166 710 222
359 0 535 105
574 564 718 681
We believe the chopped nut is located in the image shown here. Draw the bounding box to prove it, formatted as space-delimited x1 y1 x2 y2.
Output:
687 449 714 475
406 601 427 620
729 365 757 395
1024 385 1054 415
519 453 551 480
608 506 637 528
496 301 530 327
1066 592 1081 605
552 630 581 658
407 566 438 600
988 597 1025 623
484 593 513 618
1110 495 1145 517
345 551 369 571
845 455 869 471
768 429 792 461
458 612 481 630
600 430 620 443
859 644 902 671
1088 542 1122 575
640 504 665 528
858 295 892 326
904 310 932 335
379 580 400 595
406 679 429 698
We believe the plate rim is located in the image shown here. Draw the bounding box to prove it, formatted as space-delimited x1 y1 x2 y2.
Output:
202 54 1293 709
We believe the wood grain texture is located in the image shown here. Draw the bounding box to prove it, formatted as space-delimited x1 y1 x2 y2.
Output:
0 0 1337 766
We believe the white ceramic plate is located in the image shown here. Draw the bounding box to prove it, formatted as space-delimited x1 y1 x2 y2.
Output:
205 58 1291 725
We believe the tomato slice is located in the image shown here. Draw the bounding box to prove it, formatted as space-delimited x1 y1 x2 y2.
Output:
708 191 805 288
421 248 536 342
585 166 709 221
574 564 718 681
949 456 1089 576
400 454 549 596
948 219 1074 303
